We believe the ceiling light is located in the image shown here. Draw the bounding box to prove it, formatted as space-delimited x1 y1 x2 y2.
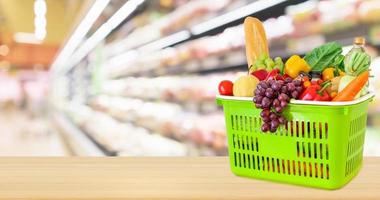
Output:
34 0 47 16
34 0 47 40
65 0 145 72
138 30 191 52
191 0 287 35
13 32 42 44
35 28 47 40
50 0 110 72
0 45 10 56
34 16 47 29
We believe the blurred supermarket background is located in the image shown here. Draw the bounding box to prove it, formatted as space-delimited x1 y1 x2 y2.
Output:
0 0 379 156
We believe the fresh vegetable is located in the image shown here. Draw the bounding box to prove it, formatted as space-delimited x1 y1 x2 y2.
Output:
218 80 234 96
344 51 371 76
253 78 303 132
285 55 311 78
233 75 259 97
244 17 269 67
333 71 369 101
304 42 343 72
332 54 345 72
301 76 311 88
266 69 284 81
249 55 284 74
299 81 331 101
303 81 311 88
322 68 335 81
338 75 368 99
251 69 268 81
327 76 341 94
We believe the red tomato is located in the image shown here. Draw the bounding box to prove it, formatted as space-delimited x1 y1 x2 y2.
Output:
218 80 233 96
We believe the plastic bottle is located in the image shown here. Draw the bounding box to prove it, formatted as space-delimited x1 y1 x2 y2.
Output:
344 37 370 66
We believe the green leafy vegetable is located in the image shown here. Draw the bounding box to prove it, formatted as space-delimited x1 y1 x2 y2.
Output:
344 51 371 76
332 54 345 72
304 42 343 72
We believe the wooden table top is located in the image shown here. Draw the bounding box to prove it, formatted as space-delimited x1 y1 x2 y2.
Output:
0 157 379 200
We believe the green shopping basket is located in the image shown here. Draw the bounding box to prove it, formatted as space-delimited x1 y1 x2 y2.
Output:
217 92 374 189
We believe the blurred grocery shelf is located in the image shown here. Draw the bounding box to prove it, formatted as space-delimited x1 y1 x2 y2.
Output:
27 0 375 156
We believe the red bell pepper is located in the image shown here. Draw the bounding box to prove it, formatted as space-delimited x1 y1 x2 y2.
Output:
265 69 284 81
251 69 268 81
299 81 331 101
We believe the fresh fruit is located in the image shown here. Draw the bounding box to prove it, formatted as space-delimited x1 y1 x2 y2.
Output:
253 78 303 132
218 80 234 96
244 17 269 67
233 75 259 97
249 55 284 74
251 69 268 81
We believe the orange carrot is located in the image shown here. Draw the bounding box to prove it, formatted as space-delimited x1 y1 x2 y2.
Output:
332 71 369 101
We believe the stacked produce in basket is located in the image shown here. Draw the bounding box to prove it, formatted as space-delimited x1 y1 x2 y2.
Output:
218 17 372 133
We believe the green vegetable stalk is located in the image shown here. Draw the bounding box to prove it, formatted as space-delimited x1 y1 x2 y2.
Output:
344 51 371 76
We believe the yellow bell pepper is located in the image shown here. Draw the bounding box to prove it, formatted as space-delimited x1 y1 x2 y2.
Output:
285 55 311 78
339 70 345 77
322 68 335 81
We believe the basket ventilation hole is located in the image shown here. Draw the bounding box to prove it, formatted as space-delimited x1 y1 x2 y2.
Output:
238 153 242 167
246 136 250 150
296 142 300 157
236 115 240 131
233 152 237 166
252 155 256 169
249 116 253 132
326 164 330 179
298 161 301 176
257 155 260 170
232 134 236 148
230 115 235 130
320 163 324 179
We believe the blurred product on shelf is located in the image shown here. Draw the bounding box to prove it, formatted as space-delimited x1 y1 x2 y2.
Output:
65 103 188 156
89 95 227 155
106 25 245 78
101 73 236 112
106 0 234 58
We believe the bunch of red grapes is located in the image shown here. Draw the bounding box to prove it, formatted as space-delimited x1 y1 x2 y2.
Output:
253 77 303 133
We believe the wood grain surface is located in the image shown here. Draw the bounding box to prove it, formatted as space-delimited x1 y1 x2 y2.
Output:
0 157 379 200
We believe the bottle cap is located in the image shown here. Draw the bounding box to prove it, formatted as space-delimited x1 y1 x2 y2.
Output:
354 37 366 45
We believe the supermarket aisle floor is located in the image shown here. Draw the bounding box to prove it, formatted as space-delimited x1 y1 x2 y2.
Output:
0 106 69 156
